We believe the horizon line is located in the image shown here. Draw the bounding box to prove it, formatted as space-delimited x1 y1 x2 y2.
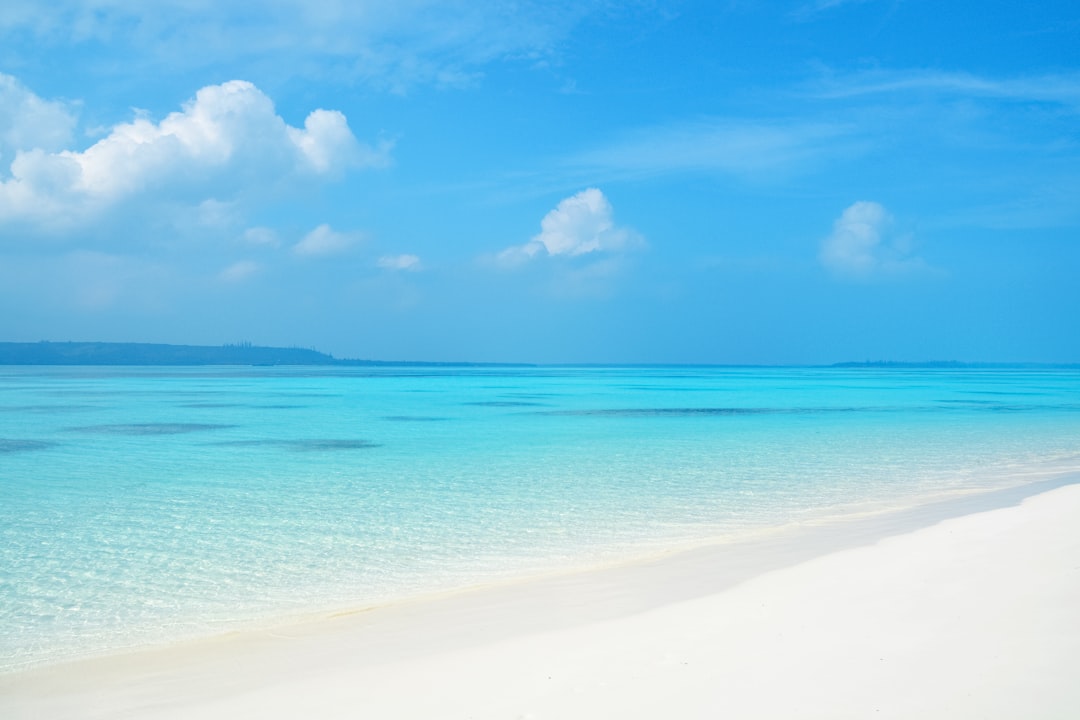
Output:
1 341 1077 369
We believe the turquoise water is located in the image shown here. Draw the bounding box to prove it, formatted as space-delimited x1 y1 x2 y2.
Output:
2 365 1079 671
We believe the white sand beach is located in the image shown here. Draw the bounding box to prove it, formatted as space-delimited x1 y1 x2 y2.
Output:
3 480 1079 720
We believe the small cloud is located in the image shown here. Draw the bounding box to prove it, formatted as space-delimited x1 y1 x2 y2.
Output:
196 199 238 228
293 224 357 257
377 254 421 271
242 226 279 247
819 201 927 279
218 260 260 283
497 188 642 267
559 79 584 95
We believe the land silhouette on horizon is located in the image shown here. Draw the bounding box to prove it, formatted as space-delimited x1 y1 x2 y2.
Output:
0 342 527 367
0 342 1074 368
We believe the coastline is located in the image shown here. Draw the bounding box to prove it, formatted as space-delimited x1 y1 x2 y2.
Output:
3 473 1078 719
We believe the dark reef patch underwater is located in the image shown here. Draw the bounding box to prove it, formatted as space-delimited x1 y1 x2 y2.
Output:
0 439 58 453
65 423 236 435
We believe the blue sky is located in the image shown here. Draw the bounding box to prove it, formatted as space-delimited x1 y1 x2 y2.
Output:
1 1 1077 363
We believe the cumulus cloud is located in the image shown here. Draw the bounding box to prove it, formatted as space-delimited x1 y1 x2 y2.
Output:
0 79 389 230
377 254 421 271
819 201 925 279
293 224 357 257
498 188 642 266
0 72 77 164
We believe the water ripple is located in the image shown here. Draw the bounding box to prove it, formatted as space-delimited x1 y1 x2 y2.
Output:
212 439 380 451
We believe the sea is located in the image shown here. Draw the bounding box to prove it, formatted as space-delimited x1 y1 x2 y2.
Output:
2 364 1079 672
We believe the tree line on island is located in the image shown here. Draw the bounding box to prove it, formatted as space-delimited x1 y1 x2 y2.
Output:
0 342 523 367
0 342 1073 368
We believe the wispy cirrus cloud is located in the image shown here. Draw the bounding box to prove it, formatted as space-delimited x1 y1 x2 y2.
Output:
0 1 619 93
809 68 1080 106
791 0 875 20
560 68 1079 190
802 67 1080 232
565 119 854 183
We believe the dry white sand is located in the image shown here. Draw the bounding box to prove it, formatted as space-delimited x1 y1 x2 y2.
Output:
3 480 1079 719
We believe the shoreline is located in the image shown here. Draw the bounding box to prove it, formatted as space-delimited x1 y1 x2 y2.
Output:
4 465 1076 676
3 471 1078 718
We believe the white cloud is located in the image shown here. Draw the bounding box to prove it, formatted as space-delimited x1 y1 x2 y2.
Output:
568 120 850 182
792 0 872 19
812 69 1080 107
0 1 618 93
810 0 868 8
242 226 279 247
195 198 239 228
0 79 388 230
293 224 357 257
377 254 421 271
498 188 642 266
0 72 77 165
819 201 926 279
218 260 261 283
288 108 391 175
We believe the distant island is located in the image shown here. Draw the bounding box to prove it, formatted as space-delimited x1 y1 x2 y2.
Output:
0 342 1075 368
830 360 1080 369
0 342 528 367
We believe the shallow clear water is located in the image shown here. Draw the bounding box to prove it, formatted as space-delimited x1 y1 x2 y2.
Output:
2 365 1079 671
